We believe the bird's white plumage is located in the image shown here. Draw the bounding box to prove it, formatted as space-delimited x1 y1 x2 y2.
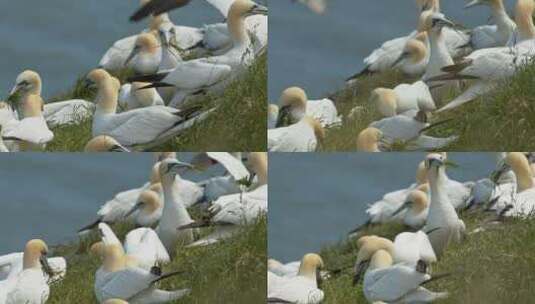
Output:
206 152 250 182
43 100 95 127
393 231 437 265
268 119 318 152
268 271 324 304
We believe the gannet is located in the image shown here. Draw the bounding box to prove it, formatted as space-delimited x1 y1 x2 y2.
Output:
0 252 66 283
99 0 202 70
392 189 429 229
348 9 433 81
423 153 466 257
84 135 130 152
130 0 268 55
1 94 54 151
128 0 268 107
1 240 54 304
268 116 324 152
124 185 164 227
422 13 460 96
392 32 430 77
352 234 436 284
431 43 533 113
369 110 458 151
86 69 208 150
78 156 166 232
98 223 170 270
276 87 341 128
350 161 428 233
180 152 267 247
267 254 324 304
361 250 448 303
491 152 535 217
118 82 164 111
356 127 385 152
8 70 94 127
370 81 436 117
94 243 189 303
156 159 196 254
465 0 516 49
124 33 162 75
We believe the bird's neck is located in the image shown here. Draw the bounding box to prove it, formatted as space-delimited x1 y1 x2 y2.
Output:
96 82 118 114
516 8 535 40
228 14 249 46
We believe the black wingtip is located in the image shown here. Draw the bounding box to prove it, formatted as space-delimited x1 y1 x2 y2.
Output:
78 218 102 233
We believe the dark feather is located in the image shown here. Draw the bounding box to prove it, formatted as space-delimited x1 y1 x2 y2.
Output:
127 72 169 83
130 0 191 22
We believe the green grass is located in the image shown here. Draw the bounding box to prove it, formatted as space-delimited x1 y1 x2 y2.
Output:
43 55 267 152
47 215 267 304
319 212 535 303
323 61 535 151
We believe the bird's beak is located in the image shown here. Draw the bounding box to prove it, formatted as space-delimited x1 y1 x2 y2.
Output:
248 5 268 16
124 46 140 66
125 202 143 218
40 255 54 277
491 163 510 183
110 144 130 152
465 0 483 9
392 201 411 217
463 196 476 212
275 105 291 128
392 53 407 67
353 260 370 286
427 158 444 168
9 84 21 97
83 78 97 90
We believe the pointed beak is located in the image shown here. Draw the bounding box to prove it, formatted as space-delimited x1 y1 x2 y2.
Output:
125 202 143 218
491 163 510 183
40 255 54 277
353 260 369 286
248 5 268 16
392 201 410 217
464 0 483 9
83 78 97 90
392 53 405 68
124 47 140 66
9 84 20 97
275 105 291 128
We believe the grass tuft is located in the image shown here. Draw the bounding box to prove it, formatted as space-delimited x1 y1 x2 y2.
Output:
43 56 266 151
47 216 266 303
323 61 535 151
318 212 535 303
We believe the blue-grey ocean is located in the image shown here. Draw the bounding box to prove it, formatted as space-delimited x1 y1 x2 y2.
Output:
268 0 516 101
0 1 225 99
268 153 497 262
0 153 219 254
